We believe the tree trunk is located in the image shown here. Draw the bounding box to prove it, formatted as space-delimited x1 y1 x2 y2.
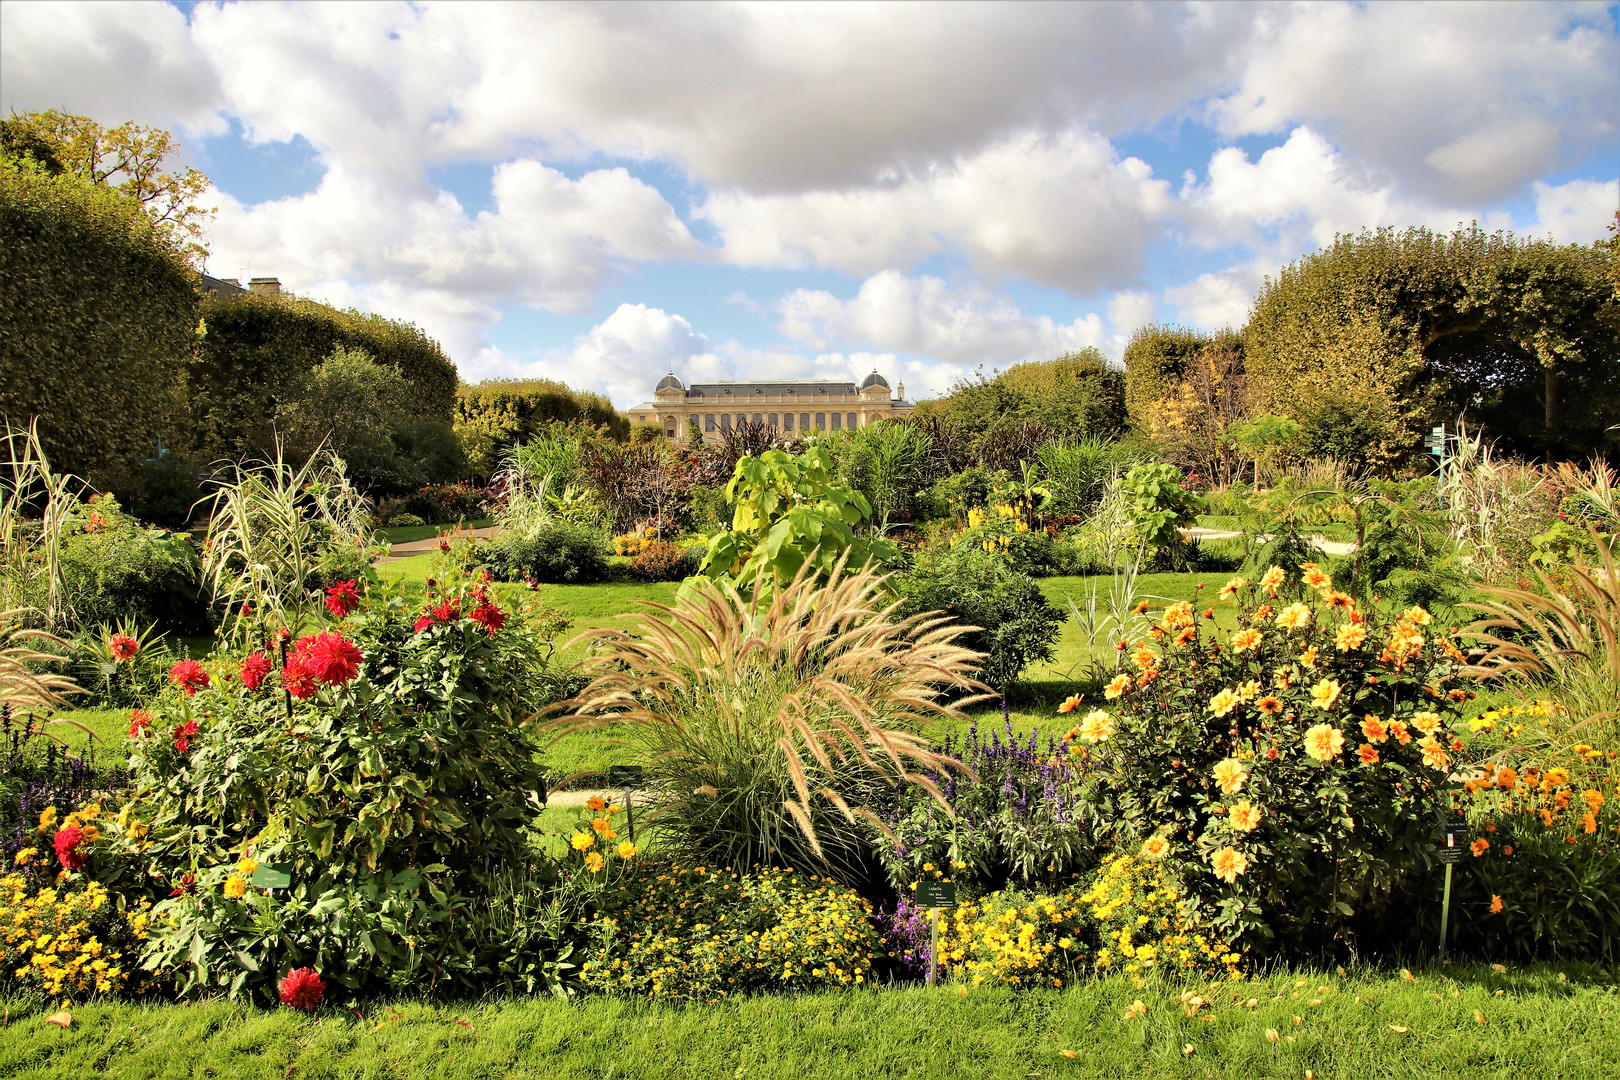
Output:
1544 366 1559 436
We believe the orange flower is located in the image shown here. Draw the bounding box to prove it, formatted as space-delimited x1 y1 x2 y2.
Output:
1059 694 1084 714
1260 566 1286 595
1358 744 1380 765
1541 808 1556 827
1411 711 1442 736
1208 688 1241 719
569 832 594 851
1324 591 1355 610
1104 674 1132 700
1299 646 1319 669
1582 811 1598 834
1400 605 1433 626
1360 715 1388 743
1470 838 1489 857
1079 709 1115 744
1308 678 1342 711
1277 603 1312 630
585 851 605 872
1490 894 1504 914
1301 564 1331 591
1496 767 1518 790
1230 628 1264 653
1139 835 1170 860
1131 644 1159 671
1544 767 1570 790
1173 626 1197 647
1162 601 1196 630
1419 736 1449 771
1335 623 1367 651
587 796 607 812
1211 847 1249 884
1387 720 1412 746
1583 789 1605 813
1213 758 1249 795
1236 679 1261 702
1304 724 1345 762
1219 576 1246 600
1229 801 1262 832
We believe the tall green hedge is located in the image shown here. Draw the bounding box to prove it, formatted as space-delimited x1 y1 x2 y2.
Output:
455 379 627 478
1121 325 1213 433
190 291 459 461
0 159 198 479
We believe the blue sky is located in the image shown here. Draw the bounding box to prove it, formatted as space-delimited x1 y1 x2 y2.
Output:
3 1 1616 407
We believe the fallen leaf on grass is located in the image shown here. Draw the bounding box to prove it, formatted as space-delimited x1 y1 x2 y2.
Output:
1294 980 1308 989
1060 1050 1076 1059
956 986 967 1000
1389 1025 1409 1033
1245 999 1258 1009
1474 1010 1486 1025
1306 1071 1316 1080
1400 968 1414 982
1306 999 1322 1007
1494 990 1505 997
1182 1044 1195 1057
45 1012 71 1028
1292 1015 1303 1026
1123 1000 1147 1020
1265 1029 1280 1043
1429 992 1444 1002
455 1020 474 1029
1491 964 1507 974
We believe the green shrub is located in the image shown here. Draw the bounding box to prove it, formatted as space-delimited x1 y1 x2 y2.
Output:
582 863 884 999
402 482 488 525
388 512 426 528
56 494 203 631
895 548 1065 691
627 539 694 582
484 519 608 584
1118 463 1201 554
1084 570 1466 957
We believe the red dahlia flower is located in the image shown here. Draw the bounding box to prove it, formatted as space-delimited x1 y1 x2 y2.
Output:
109 633 139 661
128 709 154 738
282 656 320 700
240 651 272 690
53 826 86 871
173 719 200 753
292 632 363 686
169 659 210 697
469 602 505 635
279 967 326 1010
324 579 361 618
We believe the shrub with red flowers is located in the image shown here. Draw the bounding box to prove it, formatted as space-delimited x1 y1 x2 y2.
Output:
1078 567 1467 957
53 825 87 871
324 579 362 618
627 539 693 583
168 659 210 697
279 967 326 1010
128 565 576 1005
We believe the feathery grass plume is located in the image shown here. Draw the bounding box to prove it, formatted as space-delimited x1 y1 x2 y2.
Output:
1462 525 1620 754
540 561 992 878
0 612 84 715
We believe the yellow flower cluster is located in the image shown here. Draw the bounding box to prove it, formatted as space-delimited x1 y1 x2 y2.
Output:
611 526 660 556
1079 854 1242 978
0 874 150 1000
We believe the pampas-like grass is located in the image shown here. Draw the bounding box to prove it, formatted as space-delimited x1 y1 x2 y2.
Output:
539 560 992 878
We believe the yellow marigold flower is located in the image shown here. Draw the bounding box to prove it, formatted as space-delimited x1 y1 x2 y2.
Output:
1211 847 1249 884
1304 723 1345 762
585 852 605 873
1301 564 1331 591
1220 577 1246 600
1470 838 1489 857
223 876 247 900
618 841 638 859
1208 688 1241 719
1276 603 1312 630
1260 566 1286 595
1139 836 1170 860
1490 894 1504 914
1059 693 1083 714
1418 736 1449 770
1230 628 1263 653
236 856 258 876
1308 678 1342 710
13 848 35 866
1335 623 1367 651
592 817 612 834
587 796 607 812
1411 711 1442 736
1400 605 1433 626
1544 767 1570 790
570 832 595 851
1079 709 1115 744
1213 758 1248 795
1229 801 1262 832
1583 789 1605 813
1104 673 1132 700
1299 646 1319 669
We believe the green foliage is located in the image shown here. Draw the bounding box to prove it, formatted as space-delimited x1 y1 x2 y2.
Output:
843 420 933 529
0 157 198 482
455 380 626 480
190 290 457 463
1086 581 1465 956
582 864 884 1000
485 520 609 585
1118 464 1201 554
56 495 202 632
1036 436 1120 518
698 446 902 588
1122 325 1210 433
895 548 1065 690
930 352 1126 448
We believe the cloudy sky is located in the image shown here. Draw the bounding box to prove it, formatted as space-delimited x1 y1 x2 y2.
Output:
4 2 1616 408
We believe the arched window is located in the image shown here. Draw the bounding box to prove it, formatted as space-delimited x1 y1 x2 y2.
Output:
815 412 826 431
800 413 810 430
830 412 841 430
767 413 778 428
720 413 731 430
737 413 748 428
783 412 794 431
705 414 716 432
753 413 763 424
847 413 857 430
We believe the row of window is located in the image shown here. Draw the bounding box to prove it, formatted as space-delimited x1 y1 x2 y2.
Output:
703 412 858 432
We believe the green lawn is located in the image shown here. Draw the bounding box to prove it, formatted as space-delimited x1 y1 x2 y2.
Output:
374 518 495 546
3 964 1614 1079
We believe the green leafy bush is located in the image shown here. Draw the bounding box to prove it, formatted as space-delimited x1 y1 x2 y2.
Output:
484 519 609 584
895 548 1064 691
581 864 884 999
402 482 489 525
387 512 426 529
56 494 203 631
1118 463 1201 554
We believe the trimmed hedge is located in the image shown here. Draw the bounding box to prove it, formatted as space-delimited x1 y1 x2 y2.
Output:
455 379 627 478
190 291 458 461
0 159 198 479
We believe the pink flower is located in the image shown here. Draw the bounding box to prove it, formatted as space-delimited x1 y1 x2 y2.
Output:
240 652 272 690
324 579 361 618
293 632 363 686
169 659 210 697
279 968 326 1010
172 719 199 754
53 826 86 871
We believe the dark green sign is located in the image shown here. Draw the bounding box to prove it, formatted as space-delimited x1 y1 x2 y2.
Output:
250 864 292 890
916 880 957 908
1436 814 1467 865
608 765 644 788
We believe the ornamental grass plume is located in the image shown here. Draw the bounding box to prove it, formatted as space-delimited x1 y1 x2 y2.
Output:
541 562 992 879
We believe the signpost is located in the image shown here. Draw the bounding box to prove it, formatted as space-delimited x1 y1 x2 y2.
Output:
916 880 957 985
250 864 292 891
1426 424 1448 507
609 765 644 841
1436 813 1466 959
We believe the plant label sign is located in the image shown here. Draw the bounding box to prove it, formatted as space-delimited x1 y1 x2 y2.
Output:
1436 815 1466 865
916 880 957 908
608 765 644 789
251 864 292 890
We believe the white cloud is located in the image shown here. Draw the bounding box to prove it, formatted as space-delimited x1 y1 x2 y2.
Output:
703 132 1172 293
1527 177 1620 246
1213 2 1620 202
1162 263 1267 332
777 271 1106 368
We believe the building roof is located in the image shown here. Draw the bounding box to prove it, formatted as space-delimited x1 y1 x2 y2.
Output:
860 371 890 390
199 274 246 296
655 372 686 391
682 380 859 398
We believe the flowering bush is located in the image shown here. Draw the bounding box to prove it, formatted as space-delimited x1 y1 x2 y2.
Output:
612 525 658 557
401 482 490 525
558 797 641 884
0 871 150 1000
627 539 692 583
1081 566 1467 955
581 864 883 1000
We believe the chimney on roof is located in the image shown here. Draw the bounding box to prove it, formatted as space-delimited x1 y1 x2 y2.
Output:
248 277 281 296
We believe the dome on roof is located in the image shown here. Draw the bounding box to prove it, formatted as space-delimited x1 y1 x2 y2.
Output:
655 372 685 392
860 371 890 390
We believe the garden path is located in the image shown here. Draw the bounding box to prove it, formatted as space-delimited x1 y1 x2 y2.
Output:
1181 526 1357 556
381 525 499 561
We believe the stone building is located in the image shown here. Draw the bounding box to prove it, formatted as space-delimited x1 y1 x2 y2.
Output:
627 370 913 442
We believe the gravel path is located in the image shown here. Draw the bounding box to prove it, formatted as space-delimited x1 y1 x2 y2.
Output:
1182 526 1357 556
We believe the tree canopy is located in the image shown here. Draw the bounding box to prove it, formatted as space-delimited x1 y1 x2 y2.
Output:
930 350 1127 446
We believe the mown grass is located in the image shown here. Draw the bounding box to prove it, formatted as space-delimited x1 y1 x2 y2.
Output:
2 964 1615 1079
373 518 494 546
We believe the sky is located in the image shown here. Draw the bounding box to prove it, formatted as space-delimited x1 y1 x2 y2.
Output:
2 1 1617 410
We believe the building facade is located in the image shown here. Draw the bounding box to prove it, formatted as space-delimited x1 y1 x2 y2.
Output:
627 371 913 442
